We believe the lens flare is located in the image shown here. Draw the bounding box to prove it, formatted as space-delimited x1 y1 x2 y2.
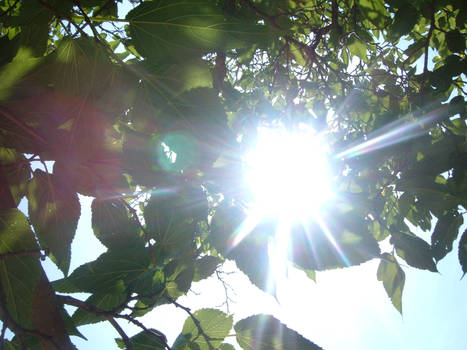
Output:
336 107 445 160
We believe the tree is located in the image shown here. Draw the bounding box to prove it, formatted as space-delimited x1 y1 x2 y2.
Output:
0 0 466 348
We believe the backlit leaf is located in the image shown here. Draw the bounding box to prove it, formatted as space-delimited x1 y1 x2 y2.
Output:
347 34 367 61
127 0 277 61
377 253 405 314
174 308 233 350
0 209 41 328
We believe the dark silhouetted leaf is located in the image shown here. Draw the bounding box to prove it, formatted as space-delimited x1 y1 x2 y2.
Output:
193 256 222 282
228 219 275 294
459 229 467 278
389 5 419 40
431 211 463 262
234 314 323 350
446 30 466 53
116 329 167 350
91 198 141 250
391 231 437 272
144 186 207 258
290 203 381 271
27 170 80 275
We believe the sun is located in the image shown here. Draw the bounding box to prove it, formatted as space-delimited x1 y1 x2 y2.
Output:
244 125 333 221
240 124 335 297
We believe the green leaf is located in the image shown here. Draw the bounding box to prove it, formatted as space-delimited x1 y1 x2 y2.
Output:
174 309 233 350
193 256 222 282
0 47 41 101
234 314 323 350
52 247 151 294
207 203 245 255
347 34 367 61
431 211 463 262
116 329 167 350
8 335 42 350
60 307 87 340
142 59 213 95
15 1 52 57
0 209 41 328
356 0 388 27
126 0 277 61
377 253 405 314
27 170 80 275
91 198 142 250
458 229 467 278
391 231 437 272
72 280 127 327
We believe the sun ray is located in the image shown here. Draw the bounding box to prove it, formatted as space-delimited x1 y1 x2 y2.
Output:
336 106 446 160
315 218 351 267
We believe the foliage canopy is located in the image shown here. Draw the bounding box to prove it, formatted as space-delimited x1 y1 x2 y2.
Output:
0 0 466 349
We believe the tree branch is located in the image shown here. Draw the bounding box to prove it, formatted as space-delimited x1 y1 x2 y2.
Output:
57 295 171 350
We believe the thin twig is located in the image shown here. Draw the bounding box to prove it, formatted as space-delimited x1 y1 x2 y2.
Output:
168 297 217 350
107 317 133 350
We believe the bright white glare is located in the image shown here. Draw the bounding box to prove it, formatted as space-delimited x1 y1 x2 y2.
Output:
244 126 333 220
